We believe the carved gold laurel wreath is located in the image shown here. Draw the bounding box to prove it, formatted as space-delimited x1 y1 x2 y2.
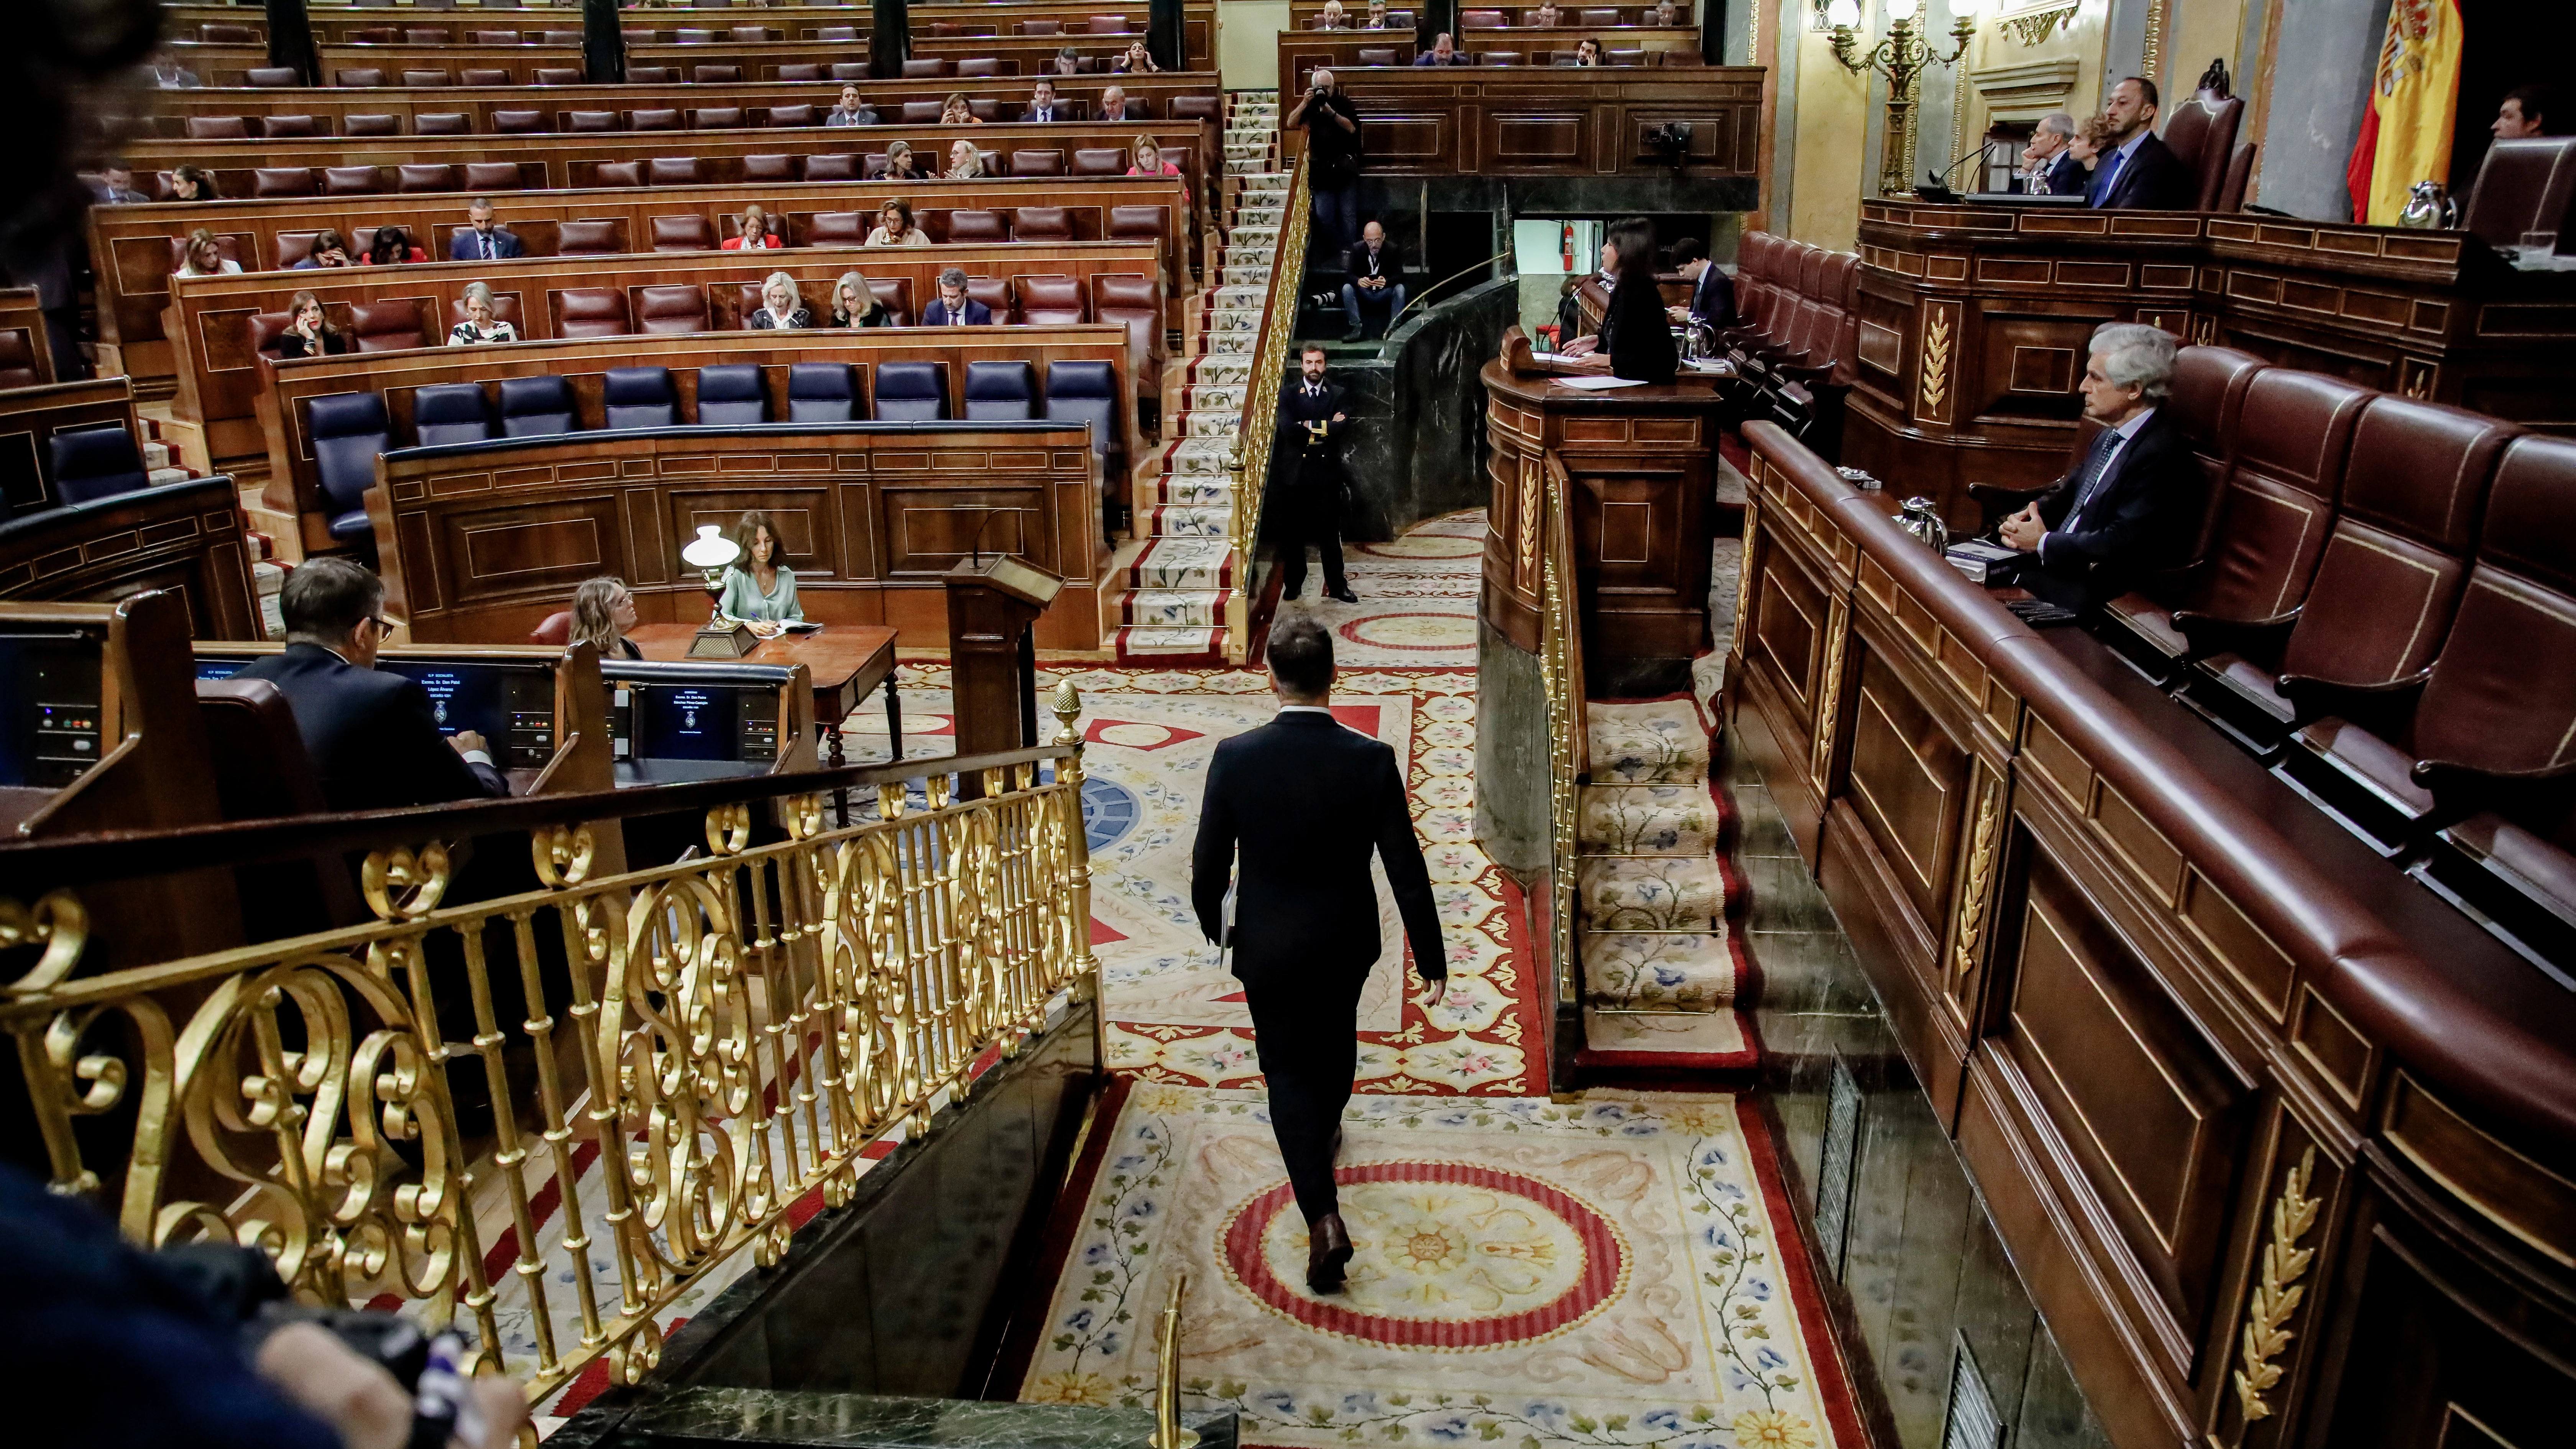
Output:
1951 775 2003 981
2233 1145 2322 1423
1919 309 1953 417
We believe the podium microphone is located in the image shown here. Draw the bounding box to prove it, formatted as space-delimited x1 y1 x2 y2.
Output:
966 507 1007 568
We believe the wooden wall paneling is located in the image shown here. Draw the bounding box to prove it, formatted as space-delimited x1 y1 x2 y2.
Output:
0 378 140 517
161 241 1160 470
1274 68 1762 179
0 475 262 641
90 174 1191 369
0 287 57 394
1277 30 1706 89
1476 386 1545 652
275 325 1134 557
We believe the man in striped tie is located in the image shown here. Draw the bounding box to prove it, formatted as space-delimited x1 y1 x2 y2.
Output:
1996 322 2197 611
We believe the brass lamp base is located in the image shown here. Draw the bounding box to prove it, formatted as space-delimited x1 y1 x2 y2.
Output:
688 618 758 658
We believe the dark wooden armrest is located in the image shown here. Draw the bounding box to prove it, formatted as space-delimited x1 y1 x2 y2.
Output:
2170 606 2298 663
2276 668 2431 731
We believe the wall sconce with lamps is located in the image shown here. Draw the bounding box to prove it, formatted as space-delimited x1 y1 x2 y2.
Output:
1829 0 1982 197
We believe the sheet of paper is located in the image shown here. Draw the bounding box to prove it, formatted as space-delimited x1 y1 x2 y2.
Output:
1555 374 1651 390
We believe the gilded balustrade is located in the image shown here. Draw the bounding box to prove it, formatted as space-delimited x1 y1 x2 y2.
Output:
0 686 1098 1403
1538 453 1585 1020
1227 152 1312 664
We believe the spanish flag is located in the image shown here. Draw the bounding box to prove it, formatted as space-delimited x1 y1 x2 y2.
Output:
2346 0 2464 225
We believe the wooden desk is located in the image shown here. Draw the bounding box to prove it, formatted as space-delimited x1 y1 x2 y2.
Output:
1847 197 2576 525
629 621 900 768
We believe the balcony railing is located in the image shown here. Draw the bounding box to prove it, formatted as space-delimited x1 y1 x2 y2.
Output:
0 685 1100 1401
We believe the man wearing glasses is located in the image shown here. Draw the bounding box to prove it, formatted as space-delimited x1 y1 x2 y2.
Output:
235 557 510 811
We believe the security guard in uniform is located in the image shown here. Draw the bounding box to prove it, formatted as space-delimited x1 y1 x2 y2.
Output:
1274 344 1357 602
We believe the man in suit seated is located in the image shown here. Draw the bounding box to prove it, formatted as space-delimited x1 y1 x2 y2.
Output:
1096 83 1136 123
1340 219 1406 341
921 267 992 325
235 557 511 812
1191 614 1446 1293
2019 112 2085 195
449 198 524 262
92 162 148 205
1996 323 2197 611
1664 237 1735 333
2089 77 2193 209
1414 31 1472 64
1025 77 1072 122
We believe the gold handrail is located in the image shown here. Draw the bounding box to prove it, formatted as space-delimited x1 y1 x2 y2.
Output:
0 689 1097 1402
1225 150 1310 665
1539 451 1586 1014
1148 1270 1197 1449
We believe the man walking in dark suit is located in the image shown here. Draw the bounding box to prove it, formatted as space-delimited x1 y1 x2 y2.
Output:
1275 344 1357 602
1191 615 1447 1293
1997 322 2198 610
2088 77 2194 209
235 557 510 813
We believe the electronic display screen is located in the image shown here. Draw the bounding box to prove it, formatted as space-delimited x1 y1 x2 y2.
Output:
196 657 248 680
0 631 106 790
380 662 557 768
635 685 740 762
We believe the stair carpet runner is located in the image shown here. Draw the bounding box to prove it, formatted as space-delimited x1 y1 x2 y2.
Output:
1113 92 1288 663
1574 698 1758 1068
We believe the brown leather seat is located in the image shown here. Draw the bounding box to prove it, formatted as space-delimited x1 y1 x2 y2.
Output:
262 115 318 138
337 67 388 87
1462 8 1507 25
904 58 954 78
1108 205 1166 246
2461 136 2576 251
1016 274 1085 324
631 108 683 130
348 300 426 352
567 110 622 132
777 64 825 82
528 65 582 86
196 677 365 939
252 166 314 198
810 212 867 245
803 154 858 181
398 163 458 192
1094 271 1160 389
1073 147 1125 177
692 107 746 128
731 25 775 42
651 215 716 251
2158 93 2245 212
636 284 710 334
1010 148 1066 177
554 288 633 337
1170 95 1221 122
647 157 703 186
2193 397 2518 745
186 116 250 140
946 209 1009 243
401 71 454 88
959 58 1006 78
273 232 321 269
1012 206 1074 241
348 114 400 137
246 309 297 360
1605 47 1645 64
557 219 624 255
1088 14 1132 32
767 104 819 127
460 68 512 87
404 27 448 44
2160 369 2373 656
818 26 860 41
1581 6 1623 21
1357 46 1400 65
830 63 870 80
628 66 680 84
1481 50 1524 64
927 22 963 38
493 110 546 134
0 329 35 390
470 30 522 45
1021 18 1061 34
964 273 1013 319
347 28 397 44
245 67 299 87
693 65 744 84
2218 142 2256 212
464 162 523 190
675 27 717 43
743 154 799 181
899 101 942 123
416 113 472 135
593 161 644 187
168 233 246 273
867 277 915 326
199 23 255 42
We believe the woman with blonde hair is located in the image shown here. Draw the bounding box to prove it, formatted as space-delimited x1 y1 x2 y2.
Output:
570 577 642 659
831 270 892 327
723 204 782 250
447 281 518 344
866 198 930 246
1127 136 1181 176
174 228 240 276
749 271 813 329
718 511 803 627
945 138 986 179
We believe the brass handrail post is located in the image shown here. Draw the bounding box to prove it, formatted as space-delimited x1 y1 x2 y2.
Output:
1149 1270 1198 1449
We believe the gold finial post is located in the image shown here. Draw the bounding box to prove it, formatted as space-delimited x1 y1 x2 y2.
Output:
1149 1272 1197 1449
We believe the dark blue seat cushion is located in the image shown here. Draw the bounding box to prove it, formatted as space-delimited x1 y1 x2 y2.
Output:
411 382 491 447
498 375 577 436
873 361 948 421
603 365 676 430
1043 360 1120 461
50 426 151 504
306 391 390 513
963 360 1035 421
785 362 858 422
695 363 767 425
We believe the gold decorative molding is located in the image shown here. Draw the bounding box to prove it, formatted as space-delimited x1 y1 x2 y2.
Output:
1998 4 2076 46
1809 602 1850 785
2233 1145 2322 1423
1918 306 1954 419
1950 774 2003 980
2142 0 2167 83
1732 504 1760 653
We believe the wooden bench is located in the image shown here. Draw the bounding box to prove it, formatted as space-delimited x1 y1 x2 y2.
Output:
1287 0 1696 24
1278 66 1761 178
0 287 57 392
0 466 260 640
168 42 585 90
1280 28 1705 86
92 174 1195 380
0 377 145 518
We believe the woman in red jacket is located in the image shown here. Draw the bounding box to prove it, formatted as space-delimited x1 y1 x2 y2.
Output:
722 204 782 250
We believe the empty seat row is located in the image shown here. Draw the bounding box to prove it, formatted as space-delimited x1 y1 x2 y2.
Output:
148 149 1184 204
44 425 156 506
202 23 589 44
1459 4 1692 21
1706 231 1859 447
304 358 1125 538
173 100 1175 144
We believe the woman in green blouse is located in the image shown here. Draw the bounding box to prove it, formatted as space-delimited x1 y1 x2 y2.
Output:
719 510 803 626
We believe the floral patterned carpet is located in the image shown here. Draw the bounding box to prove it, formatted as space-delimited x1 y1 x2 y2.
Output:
1015 1083 1859 1449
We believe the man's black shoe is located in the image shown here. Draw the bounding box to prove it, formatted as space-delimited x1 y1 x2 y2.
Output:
1307 1211 1354 1293
1327 585 1359 604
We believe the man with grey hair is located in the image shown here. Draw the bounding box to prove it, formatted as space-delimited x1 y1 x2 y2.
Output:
1997 322 2196 610
2021 113 2084 196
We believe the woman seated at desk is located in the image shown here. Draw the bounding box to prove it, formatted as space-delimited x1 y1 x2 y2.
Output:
719 510 803 634
571 576 642 659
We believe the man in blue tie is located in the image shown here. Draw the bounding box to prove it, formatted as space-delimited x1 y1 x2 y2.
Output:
447 199 525 262
2087 77 2193 209
1996 322 2198 610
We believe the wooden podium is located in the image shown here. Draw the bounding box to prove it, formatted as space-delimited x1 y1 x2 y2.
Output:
943 553 1065 788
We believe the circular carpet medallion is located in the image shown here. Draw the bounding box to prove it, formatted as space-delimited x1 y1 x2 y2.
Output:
1337 611 1477 652
1095 721 1178 749
1219 1160 1628 1349
1081 776 1140 851
1356 534 1483 559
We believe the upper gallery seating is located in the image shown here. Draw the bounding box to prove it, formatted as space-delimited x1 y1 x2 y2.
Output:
1705 231 1858 449
1956 346 2576 960
1286 1 1696 25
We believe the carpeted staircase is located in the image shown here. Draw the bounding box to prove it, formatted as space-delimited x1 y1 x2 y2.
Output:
1575 698 1757 1069
1109 91 1288 664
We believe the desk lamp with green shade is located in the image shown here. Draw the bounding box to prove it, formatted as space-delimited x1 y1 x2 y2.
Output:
682 524 757 658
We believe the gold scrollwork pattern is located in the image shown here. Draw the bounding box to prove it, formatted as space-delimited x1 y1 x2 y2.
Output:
1999 3 2077 46
1918 307 1953 419
1950 772 2003 982
0 709 1092 1406
1732 504 1760 656
2233 1145 2322 1423
1809 604 1850 786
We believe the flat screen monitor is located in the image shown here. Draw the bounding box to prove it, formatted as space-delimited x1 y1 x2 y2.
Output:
0 630 106 789
635 683 742 762
382 661 556 769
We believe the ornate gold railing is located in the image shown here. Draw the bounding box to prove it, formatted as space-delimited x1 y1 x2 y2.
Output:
0 687 1099 1401
1538 453 1587 1017
1226 150 1311 664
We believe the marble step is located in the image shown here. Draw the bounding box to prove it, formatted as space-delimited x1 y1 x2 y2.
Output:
1139 504 1230 537
1120 587 1229 628
1126 536 1236 590
1586 699 1711 784
1582 931 1738 1013
1578 783 1719 857
1576 856 1728 933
